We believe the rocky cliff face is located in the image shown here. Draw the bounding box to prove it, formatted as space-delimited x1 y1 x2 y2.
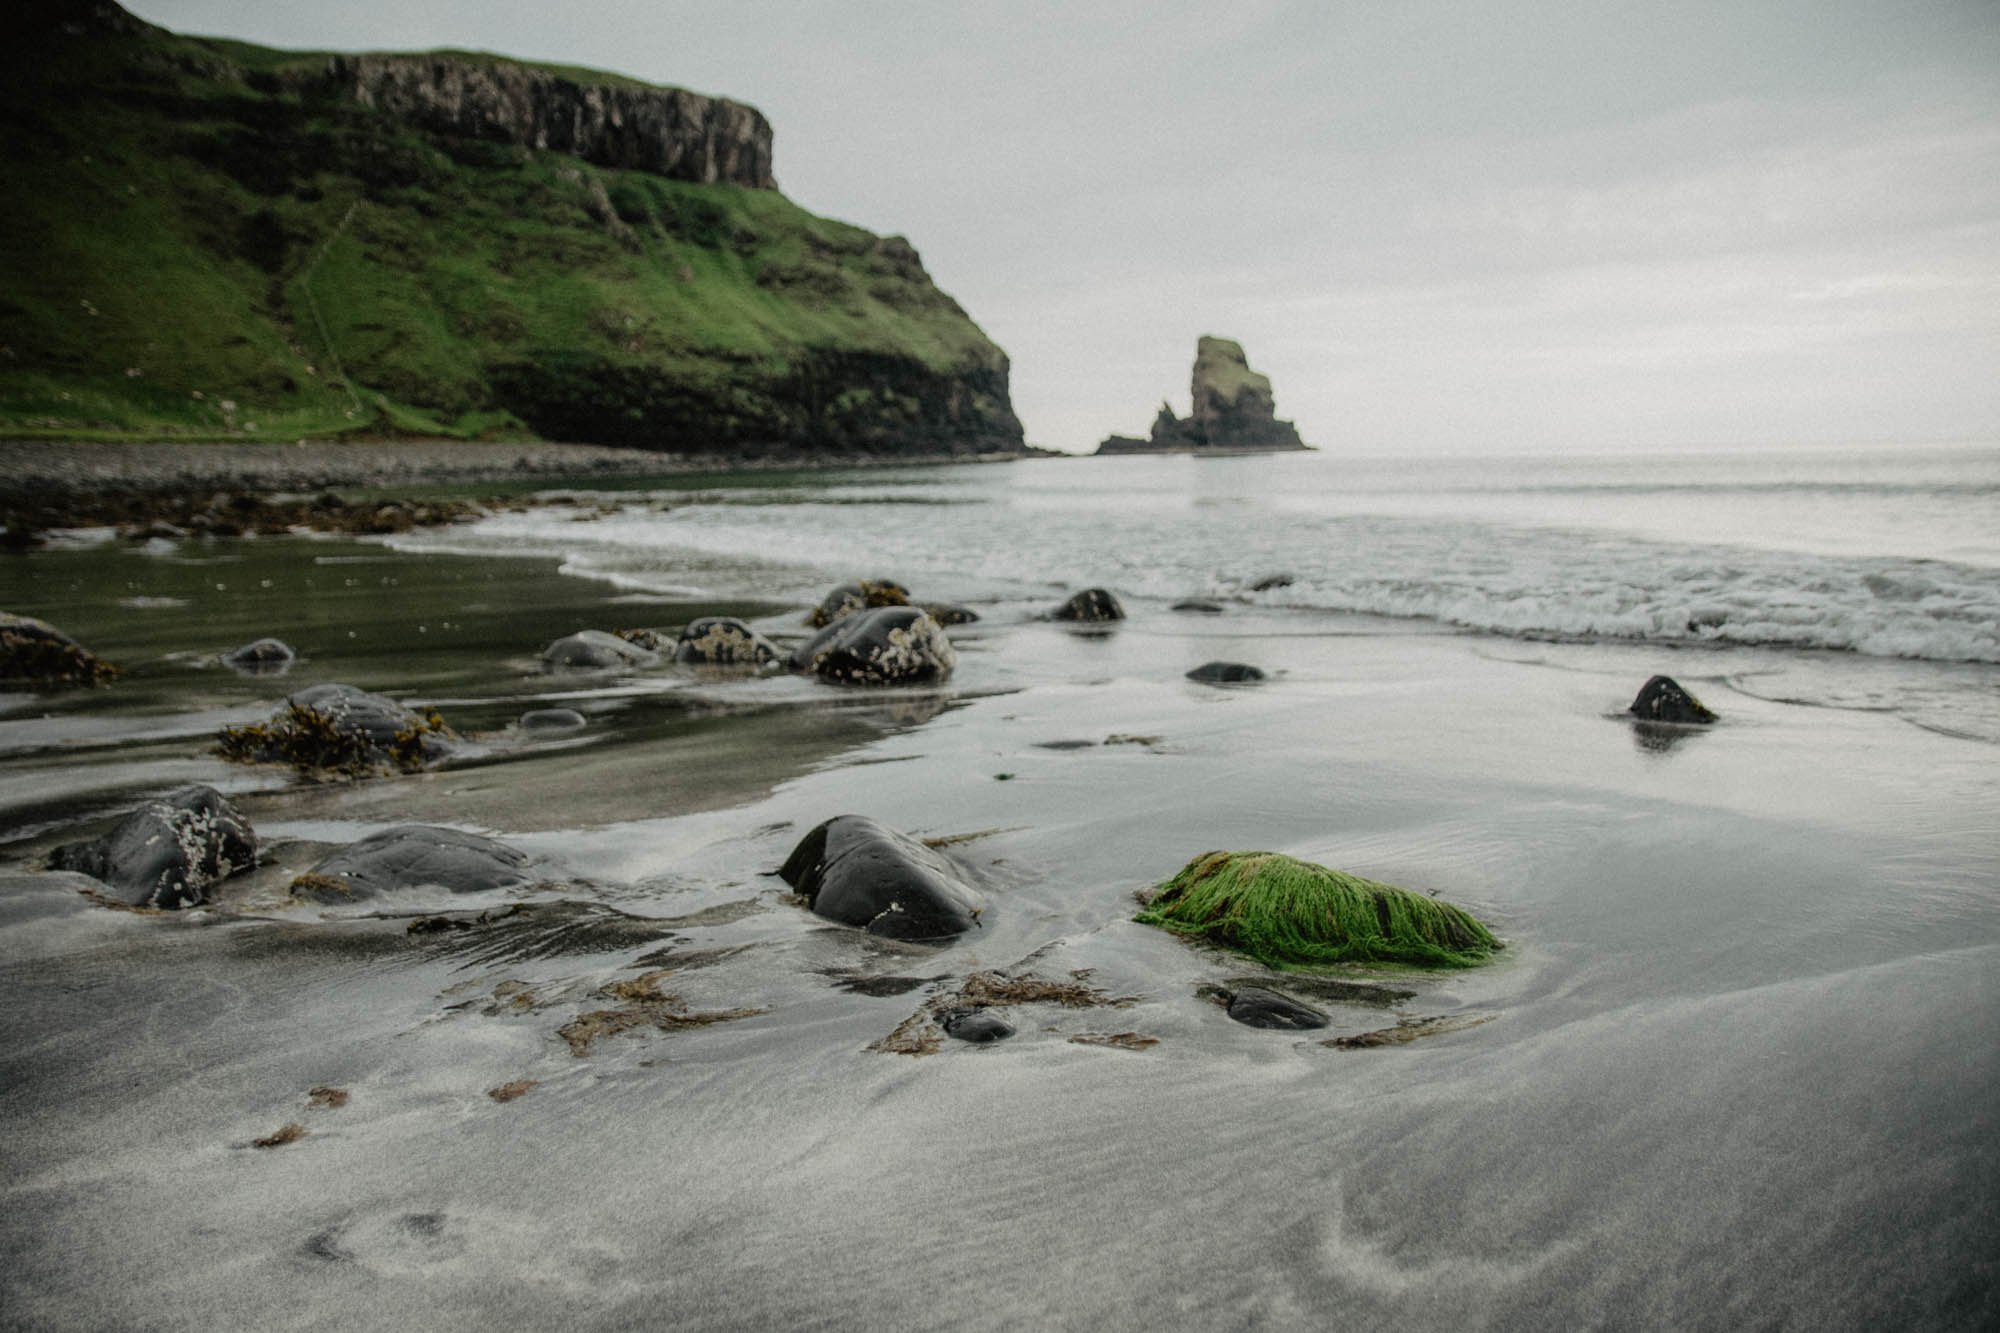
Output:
1098 337 1308 453
0 2 1024 455
319 56 774 189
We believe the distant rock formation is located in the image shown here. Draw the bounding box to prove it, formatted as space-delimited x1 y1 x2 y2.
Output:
1098 337 1309 454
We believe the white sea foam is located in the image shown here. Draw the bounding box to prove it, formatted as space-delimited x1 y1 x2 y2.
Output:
393 445 2000 663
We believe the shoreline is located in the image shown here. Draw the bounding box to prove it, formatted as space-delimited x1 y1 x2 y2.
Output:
0 439 1059 501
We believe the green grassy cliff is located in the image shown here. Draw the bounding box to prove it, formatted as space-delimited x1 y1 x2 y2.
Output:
0 3 1024 454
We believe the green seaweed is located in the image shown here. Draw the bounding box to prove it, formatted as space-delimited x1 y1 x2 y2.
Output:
1135 850 1499 970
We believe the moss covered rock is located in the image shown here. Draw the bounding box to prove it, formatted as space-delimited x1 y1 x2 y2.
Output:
1137 850 1498 970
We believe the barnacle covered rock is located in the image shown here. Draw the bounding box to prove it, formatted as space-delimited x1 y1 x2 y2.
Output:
806 579 911 628
214 682 456 776
49 784 256 909
674 616 779 667
1137 850 1498 970
788 606 955 685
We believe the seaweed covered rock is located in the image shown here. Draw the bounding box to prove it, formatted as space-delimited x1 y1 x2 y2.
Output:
1 612 117 687
1629 674 1717 724
1137 850 1498 969
293 825 535 903
542 629 659 672
674 616 779 667
807 579 912 628
221 637 296 675
1052 588 1124 622
1187 661 1265 684
214 683 456 776
789 606 956 685
1224 986 1330 1030
48 784 256 909
779 814 986 939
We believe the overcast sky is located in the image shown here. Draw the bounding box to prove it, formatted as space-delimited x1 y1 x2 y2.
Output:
127 1 2000 454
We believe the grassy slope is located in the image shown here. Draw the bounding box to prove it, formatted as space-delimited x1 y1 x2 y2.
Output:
0 21 1017 449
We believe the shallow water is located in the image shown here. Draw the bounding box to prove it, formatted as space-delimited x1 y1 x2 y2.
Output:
1 452 1996 1329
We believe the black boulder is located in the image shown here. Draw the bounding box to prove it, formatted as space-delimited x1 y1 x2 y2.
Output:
779 815 986 940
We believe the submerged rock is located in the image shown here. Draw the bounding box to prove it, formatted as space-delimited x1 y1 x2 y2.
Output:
807 579 911 628
1172 599 1225 614
520 707 587 733
1051 588 1124 622
0 611 117 687
1629 674 1717 724
221 637 296 675
1186 661 1265 684
1137 850 1499 970
542 629 659 672
779 814 986 939
789 606 956 684
1224 986 1330 1031
49 784 256 909
295 825 535 902
674 616 779 667
940 1006 1015 1043
214 682 456 775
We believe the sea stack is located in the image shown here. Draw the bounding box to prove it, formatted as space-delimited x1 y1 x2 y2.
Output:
1098 336 1310 453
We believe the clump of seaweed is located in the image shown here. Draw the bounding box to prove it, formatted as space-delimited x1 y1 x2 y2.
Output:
558 970 765 1056
1136 850 1499 970
252 1123 307 1149
867 969 1139 1056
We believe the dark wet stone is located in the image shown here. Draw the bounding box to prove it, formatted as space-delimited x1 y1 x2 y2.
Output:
1629 674 1717 724
1051 588 1124 622
221 637 296 675
828 972 947 997
789 606 956 685
941 1007 1015 1043
520 707 587 733
924 603 980 626
0 611 117 686
48 784 256 909
1225 986 1330 1031
673 616 779 667
542 629 658 672
297 825 535 902
216 682 456 774
1186 661 1265 684
1250 574 1295 591
1172 599 1225 614
807 579 911 628
779 814 986 939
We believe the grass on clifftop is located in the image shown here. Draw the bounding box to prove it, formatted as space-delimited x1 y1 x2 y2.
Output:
1136 850 1500 970
0 20 1012 447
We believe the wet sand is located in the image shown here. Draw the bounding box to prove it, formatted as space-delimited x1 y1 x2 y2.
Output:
1 531 1995 1329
